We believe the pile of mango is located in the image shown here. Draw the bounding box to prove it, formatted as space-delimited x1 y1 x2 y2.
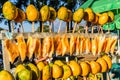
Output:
0 55 112 80
2 1 114 26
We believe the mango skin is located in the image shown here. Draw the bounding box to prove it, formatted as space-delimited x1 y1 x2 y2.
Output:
2 1 18 20
42 65 51 80
40 5 50 22
66 9 73 22
26 4 39 21
73 8 84 23
49 7 56 22
57 6 68 21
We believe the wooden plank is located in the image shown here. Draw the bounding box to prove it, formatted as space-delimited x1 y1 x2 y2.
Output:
2 40 10 71
0 32 101 39
0 32 118 40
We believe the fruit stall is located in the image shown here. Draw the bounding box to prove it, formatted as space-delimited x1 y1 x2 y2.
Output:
0 0 120 80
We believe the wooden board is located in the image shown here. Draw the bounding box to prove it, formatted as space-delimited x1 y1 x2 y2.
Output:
0 32 106 39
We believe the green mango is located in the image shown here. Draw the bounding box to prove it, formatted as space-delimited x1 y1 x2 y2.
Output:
17 69 32 80
27 63 39 80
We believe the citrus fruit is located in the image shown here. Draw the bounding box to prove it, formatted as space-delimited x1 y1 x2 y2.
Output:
52 64 62 78
89 61 101 74
68 60 81 76
26 4 39 21
102 55 112 70
96 57 108 72
62 64 71 79
37 61 45 71
80 62 90 76
2 1 18 20
17 69 32 80
0 70 14 80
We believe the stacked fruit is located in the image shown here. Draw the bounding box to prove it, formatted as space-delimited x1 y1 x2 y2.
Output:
0 55 112 80
2 1 115 33
2 1 26 22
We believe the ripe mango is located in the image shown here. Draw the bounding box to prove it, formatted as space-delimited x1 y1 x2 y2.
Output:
42 65 51 80
40 5 50 22
66 9 73 22
2 1 18 20
73 8 84 23
26 4 39 21
58 6 68 21
14 9 26 22
84 8 94 22
0 70 14 80
49 7 56 22
98 13 108 25
108 11 114 22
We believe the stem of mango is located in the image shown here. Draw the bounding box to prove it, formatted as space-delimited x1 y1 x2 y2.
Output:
66 22 68 33
100 25 103 34
85 25 88 34
83 76 87 80
66 22 69 33
66 56 71 80
49 22 52 32
32 22 35 32
20 22 24 33
58 20 62 33
91 25 94 34
98 25 100 33
107 72 111 80
11 21 14 33
72 22 77 33
95 74 97 80
42 22 44 32
101 73 104 80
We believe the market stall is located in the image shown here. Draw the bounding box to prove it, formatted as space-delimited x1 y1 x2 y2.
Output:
0 0 120 80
